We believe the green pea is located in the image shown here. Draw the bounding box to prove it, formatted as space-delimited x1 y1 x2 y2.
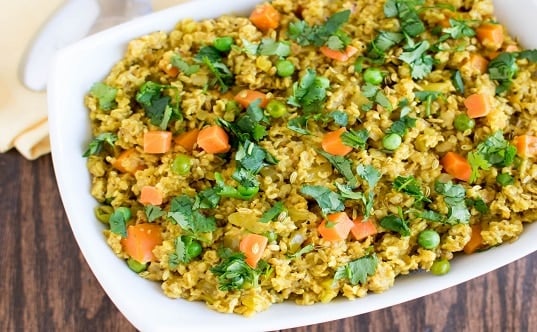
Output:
265 100 288 118
418 229 441 249
382 133 402 150
276 59 295 77
127 258 147 273
496 173 514 186
363 67 384 85
264 231 278 243
213 36 234 52
430 259 450 275
172 154 192 176
453 114 476 132
94 205 114 224
187 240 203 259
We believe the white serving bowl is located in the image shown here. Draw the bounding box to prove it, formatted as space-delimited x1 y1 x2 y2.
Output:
47 1 537 331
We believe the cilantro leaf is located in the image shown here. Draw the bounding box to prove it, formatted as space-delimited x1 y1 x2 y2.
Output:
288 10 351 50
360 83 393 111
287 115 311 135
169 235 203 267
329 110 349 126
451 70 465 94
193 188 221 209
135 81 181 129
258 38 291 57
259 202 286 223
399 40 434 80
415 90 443 116
144 205 166 222
287 244 315 259
109 207 131 237
368 31 404 59
443 19 475 39
90 82 117 111
341 129 369 150
211 248 263 291
434 181 470 224
387 116 416 136
168 195 216 234
380 213 410 236
356 165 381 217
384 0 425 37
83 132 117 157
300 185 345 215
333 254 378 286
393 175 431 203
468 131 517 182
214 172 259 200
488 52 518 94
170 54 200 75
317 150 357 187
518 49 537 62
288 69 330 113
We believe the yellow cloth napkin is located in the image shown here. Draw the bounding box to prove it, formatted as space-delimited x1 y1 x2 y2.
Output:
0 0 188 160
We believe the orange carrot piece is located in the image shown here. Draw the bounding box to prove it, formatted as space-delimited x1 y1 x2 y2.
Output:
317 212 354 241
464 93 491 118
321 127 353 156
319 45 358 62
158 55 179 77
513 135 537 157
350 217 378 241
143 131 172 154
249 3 281 32
175 128 200 152
468 53 489 74
239 233 268 268
234 89 269 108
463 224 483 254
112 149 145 174
196 125 231 154
476 23 504 50
441 151 472 182
139 185 163 206
121 224 163 263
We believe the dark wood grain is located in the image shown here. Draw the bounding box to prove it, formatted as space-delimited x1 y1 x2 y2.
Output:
1 151 536 332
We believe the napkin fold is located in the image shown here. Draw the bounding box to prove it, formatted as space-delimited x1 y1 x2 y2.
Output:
0 0 188 160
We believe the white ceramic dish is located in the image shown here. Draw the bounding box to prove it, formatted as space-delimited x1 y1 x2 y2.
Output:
48 1 537 331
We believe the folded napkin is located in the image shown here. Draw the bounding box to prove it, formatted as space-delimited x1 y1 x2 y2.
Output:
0 0 188 160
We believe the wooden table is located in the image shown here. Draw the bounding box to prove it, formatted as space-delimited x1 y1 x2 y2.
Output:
1 150 536 331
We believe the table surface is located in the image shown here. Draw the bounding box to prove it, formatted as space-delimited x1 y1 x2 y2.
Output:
1 150 536 332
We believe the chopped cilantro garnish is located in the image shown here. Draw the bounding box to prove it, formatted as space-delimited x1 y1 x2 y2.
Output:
259 201 286 223
214 171 259 201
387 115 416 136
135 81 181 129
415 90 442 117
194 46 234 92
443 19 475 39
384 0 425 37
288 69 330 113
300 185 345 215
144 205 166 222
335 164 381 218
399 40 434 80
167 195 216 234
193 188 221 209
242 38 291 57
393 175 431 204
90 82 117 111
488 52 518 94
170 54 200 75
109 207 131 237
468 131 517 182
333 254 378 286
380 212 410 236
434 181 470 224
341 128 369 150
83 132 117 157
360 83 392 111
368 31 404 60
211 248 265 291
451 70 464 94
329 110 349 126
168 235 203 268
287 244 315 259
288 10 351 50
317 150 357 187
